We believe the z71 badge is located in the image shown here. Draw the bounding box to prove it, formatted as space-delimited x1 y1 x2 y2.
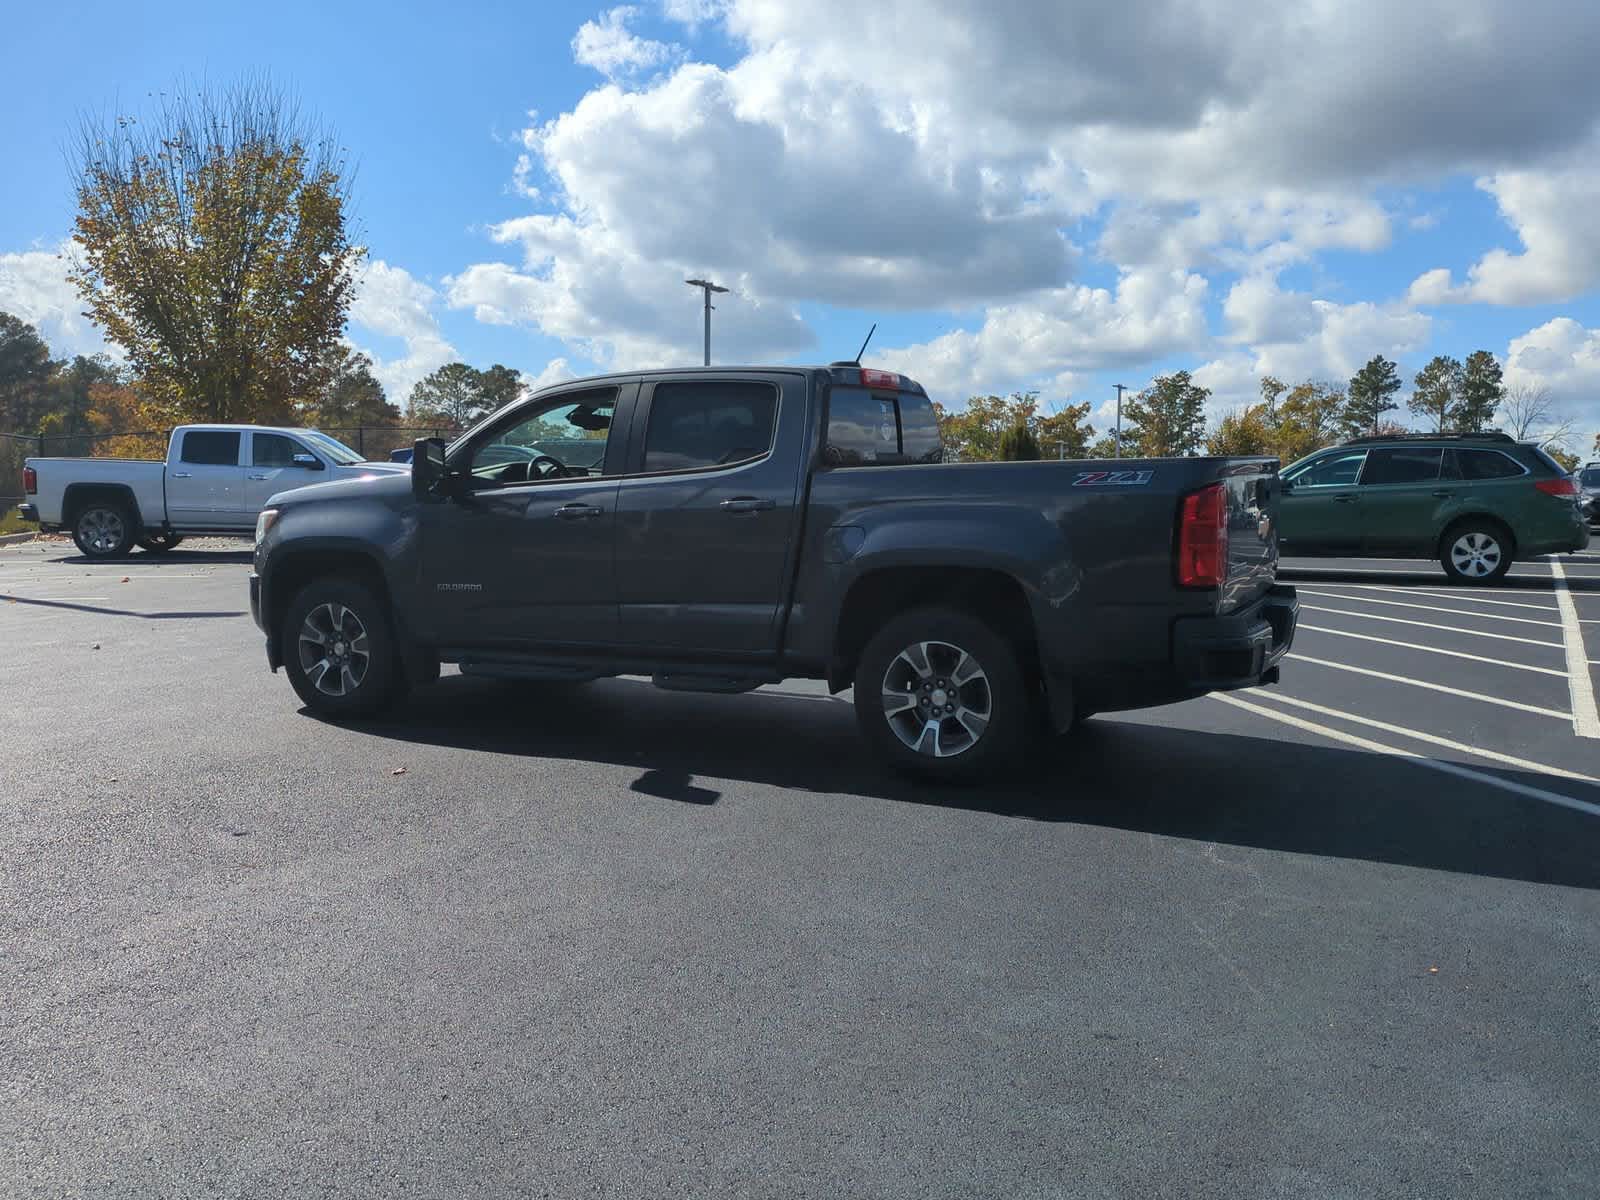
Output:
1072 469 1154 486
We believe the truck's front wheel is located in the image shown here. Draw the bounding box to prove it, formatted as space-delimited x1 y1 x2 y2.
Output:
853 606 1029 780
282 576 404 718
71 501 135 559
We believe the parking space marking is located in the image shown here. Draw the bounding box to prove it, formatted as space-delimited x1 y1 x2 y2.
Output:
1244 691 1600 784
1297 624 1569 676
1289 654 1570 720
1285 566 1566 580
1213 693 1600 819
1320 584 1561 612
1296 589 1563 628
1300 604 1565 648
1551 559 1600 740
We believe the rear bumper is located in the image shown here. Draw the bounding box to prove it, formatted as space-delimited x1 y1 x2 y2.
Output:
1172 584 1298 692
16 503 39 524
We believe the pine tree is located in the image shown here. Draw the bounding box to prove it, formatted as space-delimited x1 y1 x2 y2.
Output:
1343 355 1401 436
997 421 1041 460
1408 356 1463 432
1457 350 1505 432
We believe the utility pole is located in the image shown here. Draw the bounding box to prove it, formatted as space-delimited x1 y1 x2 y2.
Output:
1113 384 1128 458
685 279 729 366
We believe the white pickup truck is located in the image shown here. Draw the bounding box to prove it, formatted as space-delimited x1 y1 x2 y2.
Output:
20 425 409 559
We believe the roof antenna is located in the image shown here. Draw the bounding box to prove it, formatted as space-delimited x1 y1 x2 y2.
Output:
852 322 877 365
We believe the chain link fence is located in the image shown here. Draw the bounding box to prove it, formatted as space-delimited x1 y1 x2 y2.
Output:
0 426 455 517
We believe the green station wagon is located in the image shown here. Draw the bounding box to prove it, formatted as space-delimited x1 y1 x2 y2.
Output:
1277 433 1589 584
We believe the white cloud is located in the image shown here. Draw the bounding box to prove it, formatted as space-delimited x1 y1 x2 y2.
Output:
660 0 724 27
873 269 1209 402
1503 317 1600 450
573 7 679 80
0 244 114 359
347 260 458 403
527 358 577 391
1407 158 1600 306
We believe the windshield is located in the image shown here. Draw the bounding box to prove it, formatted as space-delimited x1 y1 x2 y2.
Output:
302 431 367 465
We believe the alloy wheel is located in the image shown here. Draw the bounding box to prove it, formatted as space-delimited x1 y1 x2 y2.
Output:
879 639 993 759
297 602 372 697
1450 532 1502 578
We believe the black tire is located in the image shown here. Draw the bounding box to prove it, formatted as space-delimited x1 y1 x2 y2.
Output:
71 499 136 559
1439 518 1514 585
853 606 1031 780
282 576 404 717
137 532 184 554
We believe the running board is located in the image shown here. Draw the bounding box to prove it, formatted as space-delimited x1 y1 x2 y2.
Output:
459 660 602 683
651 669 777 695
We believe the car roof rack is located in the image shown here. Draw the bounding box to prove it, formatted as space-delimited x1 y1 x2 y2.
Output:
1340 431 1516 446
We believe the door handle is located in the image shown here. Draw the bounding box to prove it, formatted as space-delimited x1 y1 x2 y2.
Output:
1431 490 1453 498
170 472 192 479
720 497 776 514
247 473 271 481
1332 493 1358 503
554 503 603 520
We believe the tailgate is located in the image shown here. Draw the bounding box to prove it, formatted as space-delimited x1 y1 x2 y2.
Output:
1217 459 1280 613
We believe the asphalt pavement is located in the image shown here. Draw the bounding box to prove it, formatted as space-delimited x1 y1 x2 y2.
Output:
3 538 1599 1199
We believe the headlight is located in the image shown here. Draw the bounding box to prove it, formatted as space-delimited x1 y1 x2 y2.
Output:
255 508 280 545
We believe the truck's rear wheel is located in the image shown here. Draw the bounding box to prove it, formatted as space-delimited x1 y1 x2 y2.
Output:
282 576 404 718
71 501 136 559
853 606 1029 780
137 532 183 554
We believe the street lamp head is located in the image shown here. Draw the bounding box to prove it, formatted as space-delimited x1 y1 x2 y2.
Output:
686 278 729 294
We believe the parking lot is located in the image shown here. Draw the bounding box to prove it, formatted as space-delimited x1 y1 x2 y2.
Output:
3 537 1599 1198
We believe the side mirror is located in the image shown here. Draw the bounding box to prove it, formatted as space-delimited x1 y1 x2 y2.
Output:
292 453 324 471
411 437 449 501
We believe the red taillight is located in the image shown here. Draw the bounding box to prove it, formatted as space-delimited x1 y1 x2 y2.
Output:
859 368 901 392
1178 482 1229 589
1535 476 1579 497
23 466 36 495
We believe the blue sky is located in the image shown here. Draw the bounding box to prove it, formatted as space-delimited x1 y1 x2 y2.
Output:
3 0 1599 452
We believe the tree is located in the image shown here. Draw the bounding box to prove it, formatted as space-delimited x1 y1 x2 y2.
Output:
1501 383 1554 440
0 312 54 430
476 364 525 415
1085 434 1119 458
306 347 399 429
1034 402 1094 459
1343 355 1402 437
405 362 501 429
1457 350 1505 432
1274 380 1347 463
1409 355 1463 432
1546 445 1579 472
936 392 1067 461
1206 406 1273 456
36 355 122 451
68 78 362 425
997 421 1041 460
1122 371 1209 457
1259 375 1287 419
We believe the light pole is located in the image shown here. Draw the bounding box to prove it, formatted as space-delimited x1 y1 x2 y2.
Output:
1113 383 1128 458
685 278 729 366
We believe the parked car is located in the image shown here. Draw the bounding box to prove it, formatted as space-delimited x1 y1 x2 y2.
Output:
1277 432 1589 583
21 426 409 559
250 365 1298 778
1580 462 1600 526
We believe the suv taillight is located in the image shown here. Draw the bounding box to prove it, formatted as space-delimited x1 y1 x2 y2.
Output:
1178 482 1229 589
1535 477 1579 497
23 466 36 495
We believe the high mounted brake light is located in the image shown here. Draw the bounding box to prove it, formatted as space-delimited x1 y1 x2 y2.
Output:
1177 482 1229 589
1534 476 1579 497
859 368 901 392
23 466 36 494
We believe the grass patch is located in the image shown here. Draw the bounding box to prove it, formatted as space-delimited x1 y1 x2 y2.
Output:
0 508 39 536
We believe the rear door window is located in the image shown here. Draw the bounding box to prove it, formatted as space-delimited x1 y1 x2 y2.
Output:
1360 447 1442 485
179 430 241 466
642 381 778 473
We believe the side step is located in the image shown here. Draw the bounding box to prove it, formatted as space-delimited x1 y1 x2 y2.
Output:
459 659 602 683
651 669 777 695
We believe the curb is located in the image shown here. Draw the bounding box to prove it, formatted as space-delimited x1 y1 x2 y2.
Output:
0 531 40 546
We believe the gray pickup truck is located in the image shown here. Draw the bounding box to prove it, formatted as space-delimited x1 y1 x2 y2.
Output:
250 365 1297 777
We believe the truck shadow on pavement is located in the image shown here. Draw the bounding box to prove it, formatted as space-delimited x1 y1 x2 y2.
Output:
41 548 257 566
0 593 245 619
354 674 1600 891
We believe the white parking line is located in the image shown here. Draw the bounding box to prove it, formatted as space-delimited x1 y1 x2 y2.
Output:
1285 566 1564 580
1242 691 1600 784
1300 604 1565 648
1316 583 1560 612
1288 654 1570 720
1295 589 1562 628
1296 624 1569 676
1551 560 1600 740
1212 693 1600 819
